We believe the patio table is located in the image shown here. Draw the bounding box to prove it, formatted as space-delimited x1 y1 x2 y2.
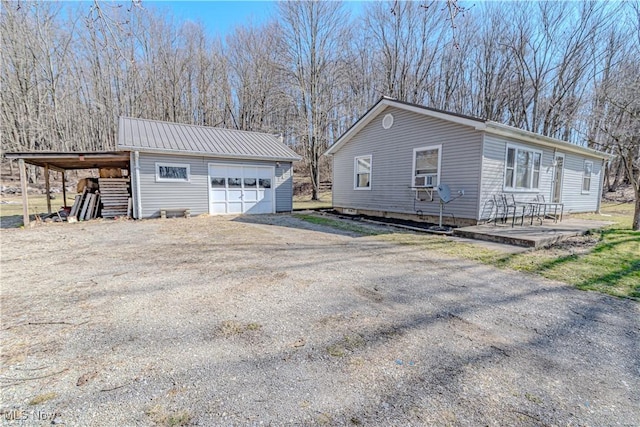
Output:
526 201 564 225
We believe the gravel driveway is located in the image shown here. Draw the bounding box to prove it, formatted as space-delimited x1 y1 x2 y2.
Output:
1 215 638 426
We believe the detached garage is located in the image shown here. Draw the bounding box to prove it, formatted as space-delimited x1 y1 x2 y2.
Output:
118 117 301 219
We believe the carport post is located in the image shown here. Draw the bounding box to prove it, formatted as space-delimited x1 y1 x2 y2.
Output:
19 159 29 227
61 171 67 208
44 163 51 214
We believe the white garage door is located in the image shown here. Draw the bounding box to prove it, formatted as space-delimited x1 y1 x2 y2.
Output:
209 164 274 214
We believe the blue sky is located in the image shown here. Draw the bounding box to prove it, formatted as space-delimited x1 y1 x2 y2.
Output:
150 1 276 36
148 1 365 37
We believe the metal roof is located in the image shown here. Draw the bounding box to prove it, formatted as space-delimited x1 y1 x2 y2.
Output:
118 117 301 162
325 97 610 160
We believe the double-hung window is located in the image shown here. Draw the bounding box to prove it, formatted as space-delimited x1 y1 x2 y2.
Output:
354 155 372 190
156 162 190 182
582 160 593 193
504 145 541 190
412 145 441 188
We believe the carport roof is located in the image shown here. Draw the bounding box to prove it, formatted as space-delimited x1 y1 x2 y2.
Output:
4 151 130 172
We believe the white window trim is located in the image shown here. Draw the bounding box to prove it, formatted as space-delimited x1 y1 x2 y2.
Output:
155 162 191 182
411 144 442 188
353 154 372 190
503 143 542 192
582 160 593 194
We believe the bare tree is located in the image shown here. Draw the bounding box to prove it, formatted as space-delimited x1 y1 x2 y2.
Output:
225 22 289 133
278 0 351 200
2 0 637 221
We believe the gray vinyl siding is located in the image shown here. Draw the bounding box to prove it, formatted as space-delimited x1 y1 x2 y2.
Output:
332 106 483 221
480 134 602 219
137 152 291 218
557 152 602 213
275 164 293 212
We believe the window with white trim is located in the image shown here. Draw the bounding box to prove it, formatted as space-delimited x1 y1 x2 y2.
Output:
156 162 190 182
504 145 541 190
354 155 372 190
412 145 441 188
582 160 593 193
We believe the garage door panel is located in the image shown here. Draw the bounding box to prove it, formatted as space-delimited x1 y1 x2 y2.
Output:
211 203 227 214
211 189 226 202
228 189 243 202
228 202 243 214
244 189 258 202
209 164 274 215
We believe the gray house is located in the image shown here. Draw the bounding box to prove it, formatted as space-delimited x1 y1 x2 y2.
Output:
325 97 609 226
118 117 301 218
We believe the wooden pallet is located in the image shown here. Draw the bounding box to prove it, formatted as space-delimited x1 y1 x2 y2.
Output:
99 178 131 218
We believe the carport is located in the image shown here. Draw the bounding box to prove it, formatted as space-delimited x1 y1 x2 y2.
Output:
4 151 130 226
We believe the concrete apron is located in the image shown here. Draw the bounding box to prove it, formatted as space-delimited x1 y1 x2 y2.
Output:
454 219 614 248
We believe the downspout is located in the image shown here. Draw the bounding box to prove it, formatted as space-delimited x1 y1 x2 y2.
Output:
596 158 605 214
134 151 142 219
551 149 557 202
477 133 486 223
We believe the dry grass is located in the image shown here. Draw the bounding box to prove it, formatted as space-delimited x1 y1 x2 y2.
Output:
0 194 71 228
218 320 262 337
145 405 192 427
29 392 57 406
326 334 366 357
293 190 332 210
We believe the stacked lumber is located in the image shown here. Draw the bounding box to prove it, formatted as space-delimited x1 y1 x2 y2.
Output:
99 167 123 178
99 178 131 218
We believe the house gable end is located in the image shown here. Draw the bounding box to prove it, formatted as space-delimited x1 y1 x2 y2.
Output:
325 98 486 156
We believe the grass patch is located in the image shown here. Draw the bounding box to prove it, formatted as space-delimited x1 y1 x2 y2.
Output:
525 392 543 404
29 392 57 405
574 202 635 228
246 322 262 331
380 225 639 300
0 194 70 216
218 320 262 337
145 405 191 427
293 214 382 236
293 191 332 210
301 203 639 300
327 334 366 357
0 194 74 228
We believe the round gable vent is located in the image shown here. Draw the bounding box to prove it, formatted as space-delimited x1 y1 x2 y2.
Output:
382 113 394 129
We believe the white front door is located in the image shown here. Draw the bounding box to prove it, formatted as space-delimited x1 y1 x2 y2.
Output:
209 164 274 214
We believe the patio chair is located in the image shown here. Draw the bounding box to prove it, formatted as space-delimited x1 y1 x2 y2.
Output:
492 194 507 224
504 194 527 227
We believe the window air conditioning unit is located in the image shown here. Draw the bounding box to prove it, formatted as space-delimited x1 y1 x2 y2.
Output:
415 174 437 187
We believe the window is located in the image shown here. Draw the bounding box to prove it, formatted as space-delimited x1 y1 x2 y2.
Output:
582 160 593 193
412 145 441 187
504 145 541 190
211 177 225 188
354 155 372 190
259 178 271 189
156 163 190 182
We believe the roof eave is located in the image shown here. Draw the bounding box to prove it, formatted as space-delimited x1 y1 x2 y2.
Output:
484 123 611 160
118 145 301 162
